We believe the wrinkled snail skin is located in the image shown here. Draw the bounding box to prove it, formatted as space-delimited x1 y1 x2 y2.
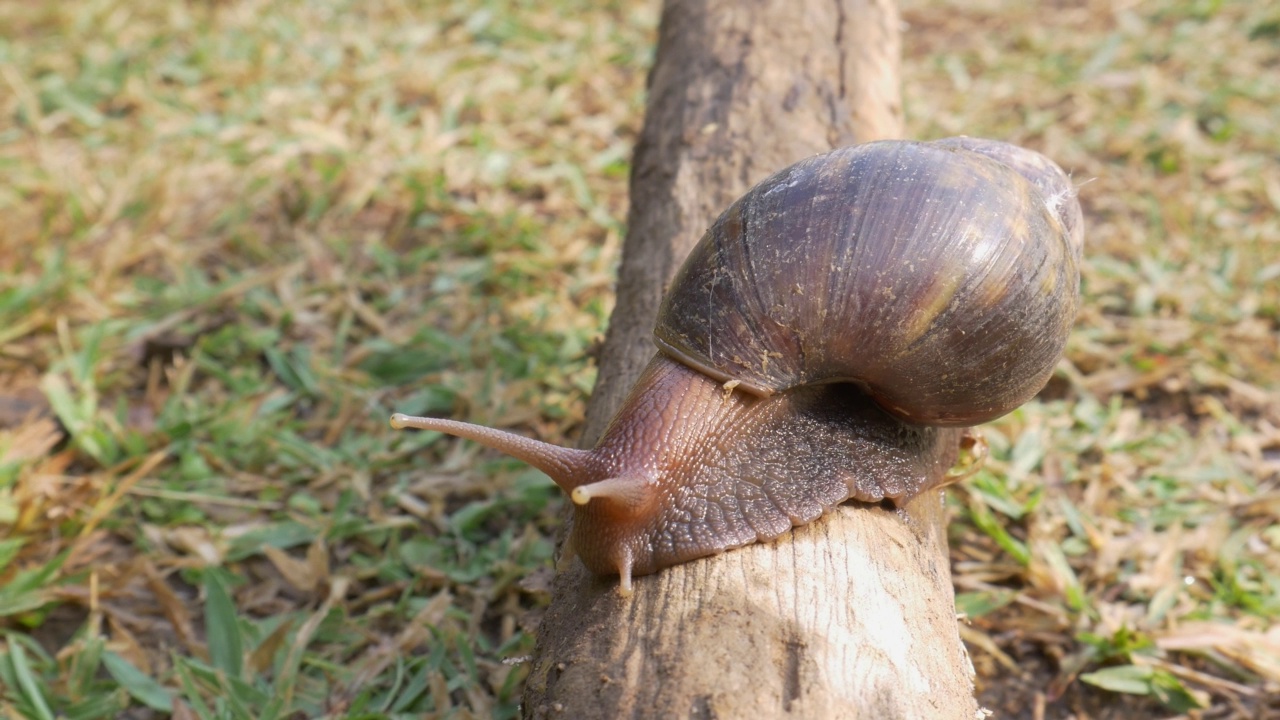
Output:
391 137 1082 594
561 357 962 588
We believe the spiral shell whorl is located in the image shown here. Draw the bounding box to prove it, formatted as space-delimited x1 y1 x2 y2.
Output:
934 136 1084 262
653 139 1081 427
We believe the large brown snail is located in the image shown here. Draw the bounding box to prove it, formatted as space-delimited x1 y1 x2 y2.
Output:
392 137 1083 593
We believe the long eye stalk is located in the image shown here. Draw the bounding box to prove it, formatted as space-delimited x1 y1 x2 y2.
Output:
389 413 592 493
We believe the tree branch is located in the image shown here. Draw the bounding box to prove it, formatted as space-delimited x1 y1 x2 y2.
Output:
522 1 978 716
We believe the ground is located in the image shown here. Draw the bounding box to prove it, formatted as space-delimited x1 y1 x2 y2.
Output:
0 0 1277 718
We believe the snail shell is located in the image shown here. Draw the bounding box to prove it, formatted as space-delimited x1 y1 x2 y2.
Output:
391 137 1082 593
654 138 1080 426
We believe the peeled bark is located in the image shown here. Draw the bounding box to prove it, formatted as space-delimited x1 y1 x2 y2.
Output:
521 1 978 717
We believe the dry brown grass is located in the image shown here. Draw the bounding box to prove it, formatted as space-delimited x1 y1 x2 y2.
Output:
902 0 1280 716
0 0 1276 717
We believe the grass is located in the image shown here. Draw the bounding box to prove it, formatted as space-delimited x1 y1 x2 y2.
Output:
902 1 1280 715
0 0 1276 718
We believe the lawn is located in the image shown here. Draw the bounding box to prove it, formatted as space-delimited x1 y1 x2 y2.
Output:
0 0 1277 718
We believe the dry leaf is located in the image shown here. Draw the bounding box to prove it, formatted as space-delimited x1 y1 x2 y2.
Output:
263 545 320 594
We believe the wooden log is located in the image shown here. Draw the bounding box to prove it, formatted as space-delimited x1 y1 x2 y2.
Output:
521 1 979 717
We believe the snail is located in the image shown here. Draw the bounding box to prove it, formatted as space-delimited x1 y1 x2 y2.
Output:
392 137 1082 594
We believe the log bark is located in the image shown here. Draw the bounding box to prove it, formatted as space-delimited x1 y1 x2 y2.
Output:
522 1 978 717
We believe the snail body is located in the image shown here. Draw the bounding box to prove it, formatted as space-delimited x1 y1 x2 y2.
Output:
392 138 1082 593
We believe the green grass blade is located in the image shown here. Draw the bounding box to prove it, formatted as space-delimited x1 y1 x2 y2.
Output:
967 500 1031 565
7 639 56 720
0 551 69 617
1080 664 1153 694
174 659 216 720
62 691 128 720
0 538 24 572
102 651 174 712
203 572 244 680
